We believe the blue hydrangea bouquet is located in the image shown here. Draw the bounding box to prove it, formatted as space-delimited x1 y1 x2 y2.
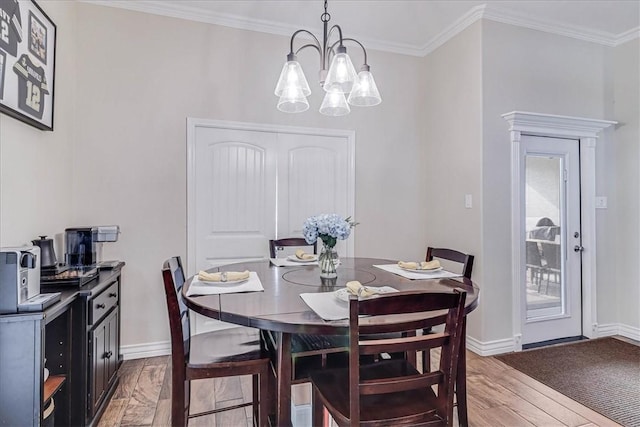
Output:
303 214 357 279
303 213 358 248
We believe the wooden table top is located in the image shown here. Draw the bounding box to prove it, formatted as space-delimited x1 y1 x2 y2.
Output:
183 257 479 335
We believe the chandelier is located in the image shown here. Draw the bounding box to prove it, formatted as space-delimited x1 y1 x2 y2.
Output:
274 0 381 116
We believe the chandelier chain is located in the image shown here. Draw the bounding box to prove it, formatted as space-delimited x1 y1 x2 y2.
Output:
321 0 330 23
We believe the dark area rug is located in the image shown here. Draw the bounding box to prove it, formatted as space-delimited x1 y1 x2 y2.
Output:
497 337 640 427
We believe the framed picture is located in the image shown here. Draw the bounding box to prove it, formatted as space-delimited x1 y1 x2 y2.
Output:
0 0 55 131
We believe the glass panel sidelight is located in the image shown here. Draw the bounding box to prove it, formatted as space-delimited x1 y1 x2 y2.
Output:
525 155 565 320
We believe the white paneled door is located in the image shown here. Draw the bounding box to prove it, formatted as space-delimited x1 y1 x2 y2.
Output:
187 119 354 332
520 135 582 345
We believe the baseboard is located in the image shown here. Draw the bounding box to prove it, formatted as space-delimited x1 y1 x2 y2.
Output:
466 335 516 356
121 325 639 362
121 340 170 360
598 323 640 341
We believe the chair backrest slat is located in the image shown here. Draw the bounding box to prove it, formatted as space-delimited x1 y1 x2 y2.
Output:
269 238 317 258
359 332 449 356
360 372 444 395
426 247 474 279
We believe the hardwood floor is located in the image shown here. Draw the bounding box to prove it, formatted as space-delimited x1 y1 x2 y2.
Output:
98 343 627 427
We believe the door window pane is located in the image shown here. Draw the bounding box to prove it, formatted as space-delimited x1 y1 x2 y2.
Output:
525 155 564 320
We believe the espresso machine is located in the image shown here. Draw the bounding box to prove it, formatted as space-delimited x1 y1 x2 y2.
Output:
0 246 59 313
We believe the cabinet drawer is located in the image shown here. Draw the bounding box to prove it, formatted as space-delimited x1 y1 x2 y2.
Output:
90 281 118 325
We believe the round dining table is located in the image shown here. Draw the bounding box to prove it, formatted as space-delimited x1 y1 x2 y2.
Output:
183 257 479 427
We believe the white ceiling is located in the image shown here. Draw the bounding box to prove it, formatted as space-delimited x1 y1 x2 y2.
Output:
91 0 640 56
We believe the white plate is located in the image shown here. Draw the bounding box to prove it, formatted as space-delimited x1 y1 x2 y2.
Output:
333 287 397 303
44 368 50 382
399 266 443 273
286 254 318 263
199 278 249 285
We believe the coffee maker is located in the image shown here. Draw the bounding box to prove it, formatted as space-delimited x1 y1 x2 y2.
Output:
65 227 97 266
0 246 40 313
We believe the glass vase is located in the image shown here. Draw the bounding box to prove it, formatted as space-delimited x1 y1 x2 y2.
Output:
318 243 338 279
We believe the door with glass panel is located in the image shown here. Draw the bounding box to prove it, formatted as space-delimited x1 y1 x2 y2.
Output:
521 135 582 345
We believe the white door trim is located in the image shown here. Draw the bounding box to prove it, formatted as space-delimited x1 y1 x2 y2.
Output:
502 111 616 351
186 117 356 277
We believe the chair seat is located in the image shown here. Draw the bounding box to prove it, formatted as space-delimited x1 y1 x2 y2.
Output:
189 326 266 367
311 360 442 426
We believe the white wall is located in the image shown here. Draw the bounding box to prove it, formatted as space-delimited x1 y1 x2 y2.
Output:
419 22 483 339
71 4 427 347
612 38 640 332
1 2 637 352
481 19 637 343
0 2 76 258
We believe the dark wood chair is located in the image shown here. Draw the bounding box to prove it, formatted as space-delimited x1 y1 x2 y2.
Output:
269 238 317 258
268 238 345 383
426 247 475 279
310 290 467 427
161 256 271 427
423 246 475 425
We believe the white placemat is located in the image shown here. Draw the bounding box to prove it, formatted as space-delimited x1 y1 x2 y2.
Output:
269 257 318 267
373 264 462 280
300 286 398 321
186 272 264 296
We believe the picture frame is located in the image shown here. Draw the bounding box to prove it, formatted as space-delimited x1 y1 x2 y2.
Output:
0 0 56 131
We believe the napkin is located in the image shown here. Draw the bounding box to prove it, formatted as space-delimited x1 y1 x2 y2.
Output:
397 260 441 270
345 280 376 297
295 249 316 260
198 270 250 282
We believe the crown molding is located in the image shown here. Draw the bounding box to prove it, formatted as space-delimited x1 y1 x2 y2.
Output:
417 4 486 56
83 1 639 57
615 27 640 46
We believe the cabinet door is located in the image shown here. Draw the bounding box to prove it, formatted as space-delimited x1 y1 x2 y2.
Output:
106 309 119 383
91 321 107 412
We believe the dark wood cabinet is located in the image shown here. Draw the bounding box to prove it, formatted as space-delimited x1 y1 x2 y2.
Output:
89 296 119 415
0 264 124 426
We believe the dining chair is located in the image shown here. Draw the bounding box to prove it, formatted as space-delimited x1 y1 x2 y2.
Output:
425 247 475 280
310 290 467 427
422 247 474 365
269 237 317 258
161 256 271 427
268 237 347 382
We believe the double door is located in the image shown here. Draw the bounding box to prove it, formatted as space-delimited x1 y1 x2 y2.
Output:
187 119 355 332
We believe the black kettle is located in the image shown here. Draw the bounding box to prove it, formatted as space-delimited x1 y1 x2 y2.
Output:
32 235 57 268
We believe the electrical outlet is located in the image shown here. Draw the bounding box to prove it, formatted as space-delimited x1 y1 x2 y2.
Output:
464 194 472 209
595 196 607 209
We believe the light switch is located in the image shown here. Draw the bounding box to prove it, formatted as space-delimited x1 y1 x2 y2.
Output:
464 194 473 209
595 196 607 209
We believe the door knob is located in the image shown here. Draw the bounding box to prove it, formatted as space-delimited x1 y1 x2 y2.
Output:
574 245 584 252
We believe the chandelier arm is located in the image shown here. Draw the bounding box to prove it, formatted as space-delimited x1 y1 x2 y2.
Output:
289 29 322 55
295 43 323 68
340 38 368 66
326 24 345 48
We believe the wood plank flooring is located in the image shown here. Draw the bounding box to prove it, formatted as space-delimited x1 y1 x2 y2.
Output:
98 339 632 427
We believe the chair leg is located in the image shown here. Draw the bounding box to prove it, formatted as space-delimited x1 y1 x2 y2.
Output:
312 386 324 427
456 319 469 427
259 369 269 427
171 377 188 427
252 374 259 426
